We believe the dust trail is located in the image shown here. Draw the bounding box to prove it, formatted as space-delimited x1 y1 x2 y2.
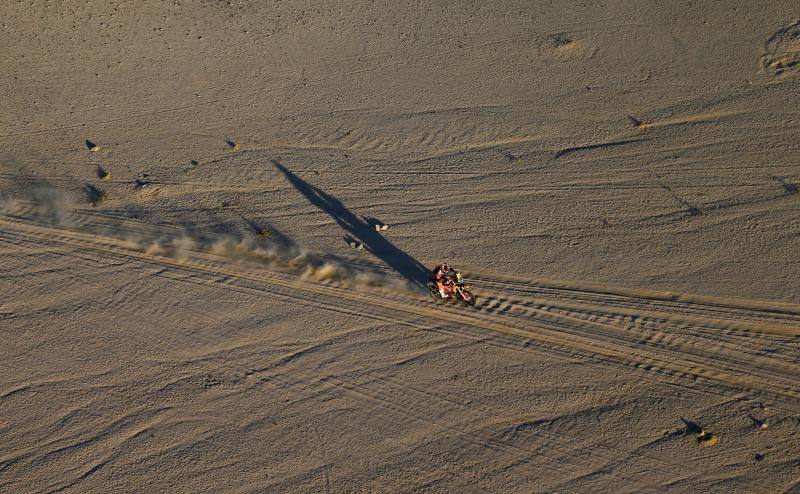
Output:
0 183 70 225
140 233 400 289
0 184 405 290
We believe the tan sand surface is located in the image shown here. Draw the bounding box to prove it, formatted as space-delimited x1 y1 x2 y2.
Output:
1 1 799 492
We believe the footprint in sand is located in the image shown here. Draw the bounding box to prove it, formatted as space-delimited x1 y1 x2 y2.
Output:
760 20 800 77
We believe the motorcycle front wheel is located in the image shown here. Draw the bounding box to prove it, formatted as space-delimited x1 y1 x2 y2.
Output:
459 290 476 306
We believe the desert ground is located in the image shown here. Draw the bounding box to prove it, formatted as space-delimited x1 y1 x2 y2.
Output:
2 1 800 492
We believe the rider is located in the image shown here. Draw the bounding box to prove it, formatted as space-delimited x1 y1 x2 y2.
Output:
431 262 462 298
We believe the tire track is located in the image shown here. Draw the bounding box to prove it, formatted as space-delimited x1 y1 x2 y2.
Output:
2 215 792 490
2 214 799 413
0 237 632 491
9 202 800 333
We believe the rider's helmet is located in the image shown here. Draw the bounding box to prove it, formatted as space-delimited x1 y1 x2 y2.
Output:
440 262 449 272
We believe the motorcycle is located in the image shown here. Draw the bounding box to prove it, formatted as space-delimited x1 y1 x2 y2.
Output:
429 279 476 306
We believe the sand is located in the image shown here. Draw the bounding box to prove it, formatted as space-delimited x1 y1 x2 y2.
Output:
1 1 799 492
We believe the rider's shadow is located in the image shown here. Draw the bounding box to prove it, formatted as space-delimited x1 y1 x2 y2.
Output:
273 160 430 289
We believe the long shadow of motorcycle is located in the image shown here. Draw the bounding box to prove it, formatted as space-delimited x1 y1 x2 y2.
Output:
273 160 430 290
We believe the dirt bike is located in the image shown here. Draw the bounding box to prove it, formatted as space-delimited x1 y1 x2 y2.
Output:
429 279 476 306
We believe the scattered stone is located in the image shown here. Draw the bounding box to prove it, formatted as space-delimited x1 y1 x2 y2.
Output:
550 32 573 48
502 153 524 165
368 218 390 231
134 179 151 189
85 140 100 152
696 431 718 447
85 184 108 206
749 413 769 429
226 139 240 151
755 453 765 462
626 115 648 128
348 240 365 250
97 167 111 181
190 159 199 166
257 229 271 238
681 417 718 446
772 175 798 195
